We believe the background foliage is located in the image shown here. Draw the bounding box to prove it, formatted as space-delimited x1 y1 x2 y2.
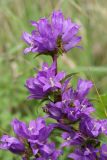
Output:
0 0 107 159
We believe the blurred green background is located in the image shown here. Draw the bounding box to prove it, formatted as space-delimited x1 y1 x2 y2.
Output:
0 0 107 159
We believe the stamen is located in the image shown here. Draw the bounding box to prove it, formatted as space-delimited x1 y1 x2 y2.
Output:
28 127 34 131
70 111 74 115
50 77 54 87
67 136 71 140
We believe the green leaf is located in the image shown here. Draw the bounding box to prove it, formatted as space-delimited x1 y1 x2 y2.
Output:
33 53 41 59
94 94 107 119
99 134 107 144
62 72 78 83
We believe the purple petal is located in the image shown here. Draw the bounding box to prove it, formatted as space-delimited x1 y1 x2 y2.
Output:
55 71 65 81
0 135 25 154
64 36 82 51
62 25 79 42
11 119 29 138
77 79 93 97
43 84 51 92
52 11 64 38
68 153 82 159
22 32 32 45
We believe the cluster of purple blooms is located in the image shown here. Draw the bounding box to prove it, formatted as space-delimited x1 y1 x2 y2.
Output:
0 11 107 160
22 10 81 55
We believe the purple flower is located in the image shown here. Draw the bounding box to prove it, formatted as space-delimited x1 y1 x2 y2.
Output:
60 79 93 103
45 79 94 123
25 77 47 99
46 101 91 123
44 102 63 121
61 127 101 159
68 147 98 160
76 78 93 99
98 119 107 135
67 98 95 121
0 135 25 154
61 132 83 148
60 78 93 108
11 117 53 143
22 11 81 55
38 143 62 160
80 116 102 138
0 117 59 159
100 144 107 159
25 62 65 99
11 117 61 159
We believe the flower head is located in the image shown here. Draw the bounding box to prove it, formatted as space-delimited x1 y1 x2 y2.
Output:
61 131 83 148
0 118 60 159
80 116 102 138
98 119 107 135
25 62 65 100
11 117 54 143
45 79 94 123
36 143 62 160
75 78 93 100
100 144 107 159
0 135 25 154
22 11 81 55
68 147 98 160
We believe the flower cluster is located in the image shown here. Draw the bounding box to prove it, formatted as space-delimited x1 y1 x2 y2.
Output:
22 11 81 55
25 62 65 100
0 10 107 160
0 118 61 160
44 78 94 123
